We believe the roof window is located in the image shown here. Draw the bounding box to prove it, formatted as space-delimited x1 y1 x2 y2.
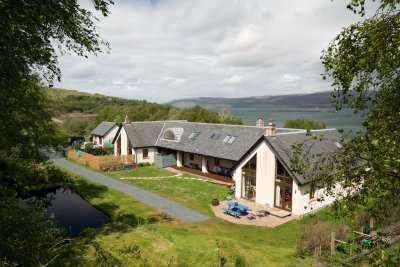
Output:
227 136 237 144
222 135 237 144
210 133 220 140
188 132 200 140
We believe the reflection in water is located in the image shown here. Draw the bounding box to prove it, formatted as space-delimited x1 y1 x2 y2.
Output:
22 188 111 237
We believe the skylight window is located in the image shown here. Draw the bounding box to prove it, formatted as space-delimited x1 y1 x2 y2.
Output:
222 135 231 143
222 135 237 144
227 136 237 144
188 132 200 140
210 133 220 140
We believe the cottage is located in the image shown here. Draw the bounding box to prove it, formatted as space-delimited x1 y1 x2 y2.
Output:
90 121 119 147
106 117 340 216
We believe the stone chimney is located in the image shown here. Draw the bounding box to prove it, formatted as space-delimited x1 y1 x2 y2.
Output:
256 117 265 127
124 114 131 124
265 118 276 137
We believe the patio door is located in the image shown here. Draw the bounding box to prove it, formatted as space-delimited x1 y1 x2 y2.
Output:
274 160 293 211
274 182 292 211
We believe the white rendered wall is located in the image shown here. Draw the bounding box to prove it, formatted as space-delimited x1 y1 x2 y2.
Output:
176 151 182 167
104 125 119 144
292 182 337 216
136 147 157 164
116 127 128 156
233 140 275 202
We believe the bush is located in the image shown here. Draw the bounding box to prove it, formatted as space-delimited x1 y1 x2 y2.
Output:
297 219 349 256
284 118 326 130
138 162 151 167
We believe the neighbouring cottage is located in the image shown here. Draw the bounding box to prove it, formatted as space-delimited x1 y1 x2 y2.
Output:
90 121 119 147
98 117 341 216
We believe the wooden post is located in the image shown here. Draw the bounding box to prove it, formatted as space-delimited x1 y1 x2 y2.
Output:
218 241 222 267
370 218 374 231
330 231 335 256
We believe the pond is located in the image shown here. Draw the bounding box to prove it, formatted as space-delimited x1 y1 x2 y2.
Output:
23 187 111 237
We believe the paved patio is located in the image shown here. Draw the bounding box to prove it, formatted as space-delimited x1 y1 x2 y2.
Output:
211 199 296 228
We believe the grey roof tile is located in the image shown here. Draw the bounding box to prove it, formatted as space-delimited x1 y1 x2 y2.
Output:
91 122 118 136
123 121 165 148
155 121 268 161
266 129 341 184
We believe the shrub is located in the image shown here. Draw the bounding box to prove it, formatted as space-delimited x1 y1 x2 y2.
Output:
297 219 349 256
138 162 151 167
284 118 326 130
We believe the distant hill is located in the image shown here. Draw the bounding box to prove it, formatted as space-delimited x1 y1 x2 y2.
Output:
167 91 333 109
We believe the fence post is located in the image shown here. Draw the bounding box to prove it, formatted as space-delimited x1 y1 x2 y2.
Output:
330 231 335 256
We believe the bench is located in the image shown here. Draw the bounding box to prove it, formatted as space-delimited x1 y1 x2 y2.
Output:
222 207 241 218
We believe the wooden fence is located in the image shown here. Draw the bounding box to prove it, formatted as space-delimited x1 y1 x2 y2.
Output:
67 150 135 170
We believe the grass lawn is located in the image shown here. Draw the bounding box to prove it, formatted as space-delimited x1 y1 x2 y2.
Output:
109 167 228 215
61 163 311 266
112 165 176 178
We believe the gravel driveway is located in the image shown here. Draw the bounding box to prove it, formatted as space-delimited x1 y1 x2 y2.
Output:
51 158 210 223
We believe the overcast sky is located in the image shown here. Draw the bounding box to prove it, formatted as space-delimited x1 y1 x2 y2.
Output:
54 0 368 103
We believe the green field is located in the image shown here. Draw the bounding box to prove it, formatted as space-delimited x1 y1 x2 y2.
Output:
64 165 311 266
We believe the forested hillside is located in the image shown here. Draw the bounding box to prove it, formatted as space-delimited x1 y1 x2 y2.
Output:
49 88 242 136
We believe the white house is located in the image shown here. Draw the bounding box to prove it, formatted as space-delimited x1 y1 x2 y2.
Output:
106 117 340 216
90 121 119 147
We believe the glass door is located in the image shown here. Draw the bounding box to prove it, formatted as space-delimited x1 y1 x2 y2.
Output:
274 182 292 211
241 155 257 201
274 160 293 211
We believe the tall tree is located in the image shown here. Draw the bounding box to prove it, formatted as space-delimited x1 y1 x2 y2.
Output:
0 0 113 159
295 0 400 223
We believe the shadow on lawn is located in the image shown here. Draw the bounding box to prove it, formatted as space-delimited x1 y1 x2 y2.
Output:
54 178 177 266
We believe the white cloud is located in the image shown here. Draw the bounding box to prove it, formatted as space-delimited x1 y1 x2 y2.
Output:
54 0 369 103
283 73 301 82
222 74 242 85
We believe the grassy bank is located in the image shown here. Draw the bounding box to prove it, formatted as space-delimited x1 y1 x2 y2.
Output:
61 166 310 266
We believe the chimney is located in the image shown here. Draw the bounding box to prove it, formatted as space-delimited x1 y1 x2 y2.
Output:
124 114 131 124
266 118 276 137
256 117 265 127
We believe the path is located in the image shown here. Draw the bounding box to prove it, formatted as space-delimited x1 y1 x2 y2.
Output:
51 158 210 223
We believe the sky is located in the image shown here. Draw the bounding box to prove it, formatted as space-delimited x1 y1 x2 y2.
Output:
54 0 369 103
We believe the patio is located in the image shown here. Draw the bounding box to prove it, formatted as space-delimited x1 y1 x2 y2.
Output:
211 199 296 228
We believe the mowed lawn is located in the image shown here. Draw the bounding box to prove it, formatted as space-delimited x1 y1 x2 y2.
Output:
65 165 310 266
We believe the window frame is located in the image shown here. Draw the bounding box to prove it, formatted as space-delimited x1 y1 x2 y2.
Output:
143 148 149 159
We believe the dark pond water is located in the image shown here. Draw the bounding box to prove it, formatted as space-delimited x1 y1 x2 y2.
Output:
23 188 111 237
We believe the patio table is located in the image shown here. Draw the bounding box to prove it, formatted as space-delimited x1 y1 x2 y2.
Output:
222 201 252 218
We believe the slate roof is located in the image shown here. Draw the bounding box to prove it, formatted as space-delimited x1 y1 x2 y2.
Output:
155 121 271 161
123 121 165 148
265 129 342 184
91 122 118 137
122 121 294 161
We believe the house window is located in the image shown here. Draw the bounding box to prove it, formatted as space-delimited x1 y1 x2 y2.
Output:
210 133 220 140
215 158 220 166
222 135 231 143
227 136 237 144
309 184 316 200
143 149 149 158
163 130 176 140
190 153 194 161
222 135 237 144
188 132 200 140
